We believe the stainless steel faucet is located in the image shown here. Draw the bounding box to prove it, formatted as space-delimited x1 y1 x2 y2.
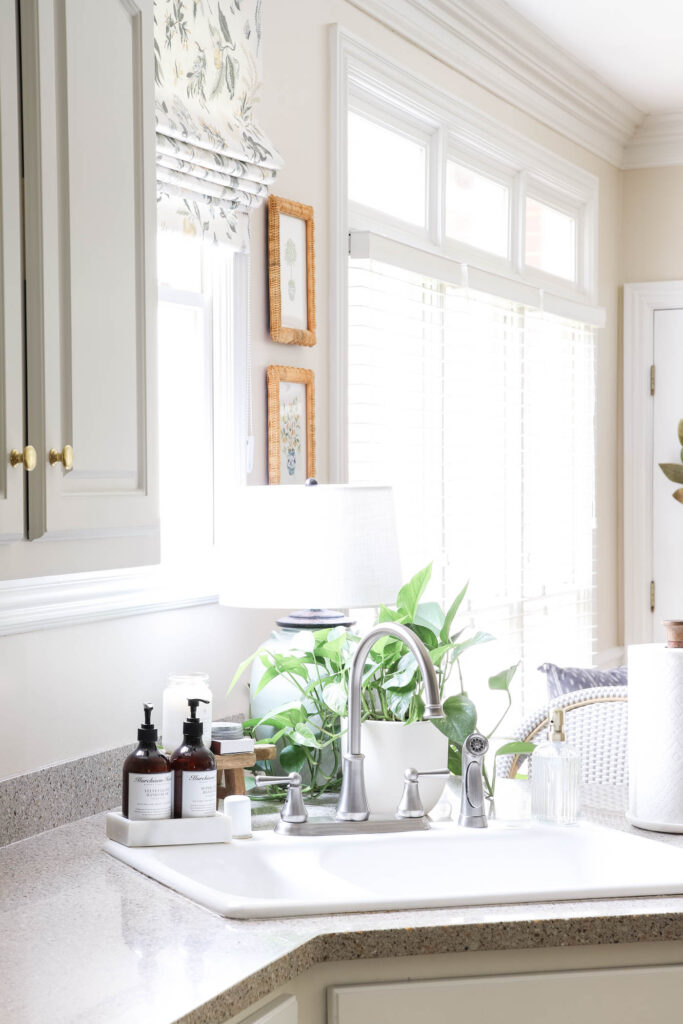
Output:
336 622 445 822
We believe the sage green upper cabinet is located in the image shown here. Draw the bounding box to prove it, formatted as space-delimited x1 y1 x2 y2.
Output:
2 0 159 580
0 0 25 548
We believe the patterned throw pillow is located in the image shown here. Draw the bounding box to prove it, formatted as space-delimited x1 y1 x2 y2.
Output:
538 663 627 700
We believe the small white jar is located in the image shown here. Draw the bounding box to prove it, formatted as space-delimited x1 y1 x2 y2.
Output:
161 673 213 754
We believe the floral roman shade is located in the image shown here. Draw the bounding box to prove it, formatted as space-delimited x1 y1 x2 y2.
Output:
155 0 282 248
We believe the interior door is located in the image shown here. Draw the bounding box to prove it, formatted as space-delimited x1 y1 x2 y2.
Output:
21 0 159 574
652 307 683 637
0 0 25 548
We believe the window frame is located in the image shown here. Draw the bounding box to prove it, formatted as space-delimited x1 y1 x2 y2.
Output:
0 245 248 636
331 26 600 484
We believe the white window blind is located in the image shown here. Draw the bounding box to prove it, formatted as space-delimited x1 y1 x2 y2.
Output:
347 256 596 722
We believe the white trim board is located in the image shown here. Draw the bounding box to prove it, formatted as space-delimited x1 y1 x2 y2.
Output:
346 0 642 168
0 567 217 637
623 113 683 170
623 281 683 646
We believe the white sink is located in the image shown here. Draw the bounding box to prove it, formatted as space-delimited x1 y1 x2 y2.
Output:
104 820 683 919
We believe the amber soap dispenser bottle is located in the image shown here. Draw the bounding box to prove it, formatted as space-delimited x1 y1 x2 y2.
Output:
122 703 173 820
170 697 217 818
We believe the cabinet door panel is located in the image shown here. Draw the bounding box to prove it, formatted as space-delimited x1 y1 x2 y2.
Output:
22 0 158 569
329 966 683 1024
0 0 25 547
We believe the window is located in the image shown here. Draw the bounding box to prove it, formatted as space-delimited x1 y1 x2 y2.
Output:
445 161 510 258
347 256 596 722
525 196 577 282
348 109 428 228
157 234 245 584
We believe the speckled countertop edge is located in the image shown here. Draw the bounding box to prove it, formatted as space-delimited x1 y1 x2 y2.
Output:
4 784 683 1024
173 903 683 1024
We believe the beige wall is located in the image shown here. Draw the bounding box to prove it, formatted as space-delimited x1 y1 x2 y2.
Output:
1 1 629 782
622 167 683 283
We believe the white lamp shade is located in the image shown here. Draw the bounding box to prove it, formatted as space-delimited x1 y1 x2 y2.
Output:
219 485 402 610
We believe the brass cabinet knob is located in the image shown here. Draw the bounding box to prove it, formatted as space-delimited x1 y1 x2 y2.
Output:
9 445 37 471
49 444 74 470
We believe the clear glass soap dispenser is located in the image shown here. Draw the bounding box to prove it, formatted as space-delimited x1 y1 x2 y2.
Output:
531 708 581 825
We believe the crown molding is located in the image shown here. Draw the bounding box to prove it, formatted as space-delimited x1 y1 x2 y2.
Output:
347 0 643 167
623 112 683 169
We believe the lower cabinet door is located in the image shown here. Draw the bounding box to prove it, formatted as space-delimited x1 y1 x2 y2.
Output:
329 966 683 1024
228 995 298 1024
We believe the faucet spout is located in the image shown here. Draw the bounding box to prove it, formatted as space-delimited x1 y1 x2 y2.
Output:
336 622 445 821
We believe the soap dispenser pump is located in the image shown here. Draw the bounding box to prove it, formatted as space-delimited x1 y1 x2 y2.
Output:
170 697 217 818
122 703 173 820
531 708 581 825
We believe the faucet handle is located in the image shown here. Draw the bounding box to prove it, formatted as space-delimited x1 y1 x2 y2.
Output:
254 771 308 824
459 731 490 829
396 767 450 819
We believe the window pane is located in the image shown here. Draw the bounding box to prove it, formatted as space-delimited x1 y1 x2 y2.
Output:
348 111 426 226
525 197 576 281
445 161 509 257
157 232 203 292
348 258 596 728
158 300 214 558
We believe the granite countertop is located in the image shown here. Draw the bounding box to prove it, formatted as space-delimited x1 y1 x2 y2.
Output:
3 784 683 1024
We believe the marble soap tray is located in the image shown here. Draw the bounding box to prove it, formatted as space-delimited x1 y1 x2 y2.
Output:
106 810 232 847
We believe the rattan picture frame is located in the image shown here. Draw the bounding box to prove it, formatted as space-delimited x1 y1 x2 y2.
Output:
267 195 316 347
266 365 316 484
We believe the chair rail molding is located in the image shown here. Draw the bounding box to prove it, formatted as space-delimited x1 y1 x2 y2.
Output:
347 0 643 168
623 281 683 647
0 568 217 637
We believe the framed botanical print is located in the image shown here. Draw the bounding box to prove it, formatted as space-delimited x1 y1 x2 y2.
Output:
266 365 316 485
267 195 316 347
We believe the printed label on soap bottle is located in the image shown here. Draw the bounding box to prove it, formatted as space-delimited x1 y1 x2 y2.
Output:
127 773 173 820
181 770 217 817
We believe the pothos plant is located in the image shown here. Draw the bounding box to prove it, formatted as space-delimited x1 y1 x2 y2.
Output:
230 563 534 798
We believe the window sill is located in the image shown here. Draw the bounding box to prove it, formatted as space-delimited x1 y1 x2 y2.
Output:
0 564 219 637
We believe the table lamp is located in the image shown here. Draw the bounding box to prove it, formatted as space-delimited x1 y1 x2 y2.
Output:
219 482 402 628
220 482 403 736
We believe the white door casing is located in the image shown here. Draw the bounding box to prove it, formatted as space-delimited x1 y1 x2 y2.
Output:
0 0 25 544
19 0 159 574
623 282 683 645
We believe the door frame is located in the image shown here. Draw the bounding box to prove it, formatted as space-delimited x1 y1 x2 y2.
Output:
623 281 683 645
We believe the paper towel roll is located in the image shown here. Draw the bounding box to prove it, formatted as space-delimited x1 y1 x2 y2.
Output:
628 643 683 832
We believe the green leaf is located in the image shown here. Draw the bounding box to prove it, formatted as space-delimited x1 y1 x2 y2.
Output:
397 563 432 619
321 682 347 715
228 648 260 692
674 488 683 504
431 693 477 746
659 462 683 484
279 744 308 773
414 602 445 634
448 744 462 776
440 581 469 642
378 604 406 624
431 632 494 667
411 625 439 650
495 740 536 756
678 420 683 447
386 686 415 720
488 662 520 692
495 741 536 780
406 692 425 725
289 723 322 749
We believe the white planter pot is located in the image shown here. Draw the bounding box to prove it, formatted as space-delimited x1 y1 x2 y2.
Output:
360 719 449 816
